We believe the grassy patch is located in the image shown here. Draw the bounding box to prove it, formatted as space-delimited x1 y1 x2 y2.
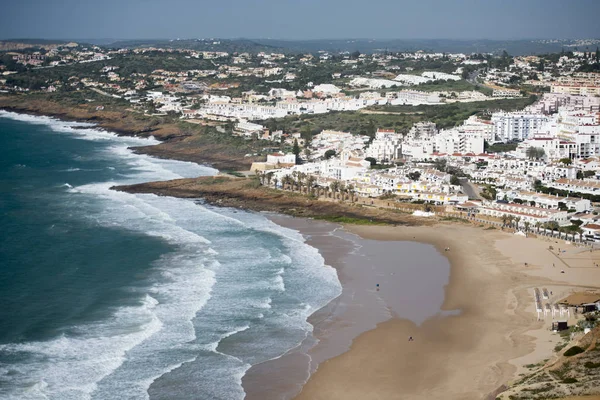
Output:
554 343 568 352
222 170 246 178
485 226 496 230
440 216 469 223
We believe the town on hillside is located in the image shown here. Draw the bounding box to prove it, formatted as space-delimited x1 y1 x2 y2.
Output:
3 40 600 240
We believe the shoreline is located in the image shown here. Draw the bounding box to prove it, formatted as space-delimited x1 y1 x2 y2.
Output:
0 97 256 170
289 224 600 400
3 107 600 398
242 216 454 400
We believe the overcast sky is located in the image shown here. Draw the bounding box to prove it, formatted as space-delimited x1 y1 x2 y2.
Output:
1 0 599 40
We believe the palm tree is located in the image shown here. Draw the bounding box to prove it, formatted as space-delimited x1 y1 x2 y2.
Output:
524 221 530 233
514 216 521 231
347 184 356 203
501 214 509 228
282 175 293 190
535 221 542 233
329 181 340 200
272 177 279 189
547 222 559 237
576 227 583 242
339 183 347 202
306 176 316 195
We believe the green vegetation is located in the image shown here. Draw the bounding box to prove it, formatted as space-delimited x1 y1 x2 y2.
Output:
561 377 578 384
485 142 519 153
440 216 469 223
584 361 600 369
222 170 246 178
389 79 490 94
535 180 600 202
260 96 537 135
526 147 546 160
554 342 568 352
563 346 585 357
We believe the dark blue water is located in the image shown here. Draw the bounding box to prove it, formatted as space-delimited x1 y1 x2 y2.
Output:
0 112 341 400
0 117 174 344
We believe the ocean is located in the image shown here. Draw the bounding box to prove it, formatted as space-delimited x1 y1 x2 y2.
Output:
0 111 342 400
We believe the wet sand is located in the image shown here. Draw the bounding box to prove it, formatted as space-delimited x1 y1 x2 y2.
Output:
243 217 454 400
294 224 600 400
244 219 600 400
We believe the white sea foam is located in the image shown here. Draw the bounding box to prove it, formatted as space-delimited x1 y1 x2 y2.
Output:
1 110 342 400
0 295 162 400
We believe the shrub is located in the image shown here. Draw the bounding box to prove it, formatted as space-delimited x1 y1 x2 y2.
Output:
562 377 578 383
563 346 584 357
584 361 600 368
554 343 568 352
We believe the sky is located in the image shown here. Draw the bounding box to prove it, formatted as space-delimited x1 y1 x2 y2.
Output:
1 0 599 41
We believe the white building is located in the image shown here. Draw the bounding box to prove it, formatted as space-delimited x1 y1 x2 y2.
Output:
479 202 570 226
492 112 549 142
435 129 485 155
459 115 495 143
266 152 296 165
365 129 402 162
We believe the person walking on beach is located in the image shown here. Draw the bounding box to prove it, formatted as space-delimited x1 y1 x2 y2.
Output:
408 336 414 341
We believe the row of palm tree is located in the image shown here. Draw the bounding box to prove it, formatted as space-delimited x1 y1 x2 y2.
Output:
500 214 584 241
256 171 357 202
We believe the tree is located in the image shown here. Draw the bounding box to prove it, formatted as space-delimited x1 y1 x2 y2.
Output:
559 158 572 165
282 175 293 190
347 184 356 203
324 149 337 159
450 175 460 185
576 227 584 242
306 175 316 195
329 181 340 199
577 170 584 179
545 221 559 236
537 60 545 72
524 221 531 232
292 139 301 162
408 171 421 181
365 157 377 166
433 158 447 172
526 146 545 160
514 216 521 230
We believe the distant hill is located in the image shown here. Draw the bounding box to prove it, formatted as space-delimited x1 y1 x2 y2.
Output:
251 38 600 55
104 38 600 56
4 37 599 55
105 38 283 53
0 39 71 51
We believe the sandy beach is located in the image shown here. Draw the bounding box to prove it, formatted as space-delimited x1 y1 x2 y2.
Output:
251 221 600 400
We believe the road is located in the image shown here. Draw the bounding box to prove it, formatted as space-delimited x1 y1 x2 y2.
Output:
459 177 482 200
466 70 481 85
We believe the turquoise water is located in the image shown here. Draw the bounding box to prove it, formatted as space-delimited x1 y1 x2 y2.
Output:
0 111 341 400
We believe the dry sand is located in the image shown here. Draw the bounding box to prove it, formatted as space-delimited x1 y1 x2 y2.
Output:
293 224 600 400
